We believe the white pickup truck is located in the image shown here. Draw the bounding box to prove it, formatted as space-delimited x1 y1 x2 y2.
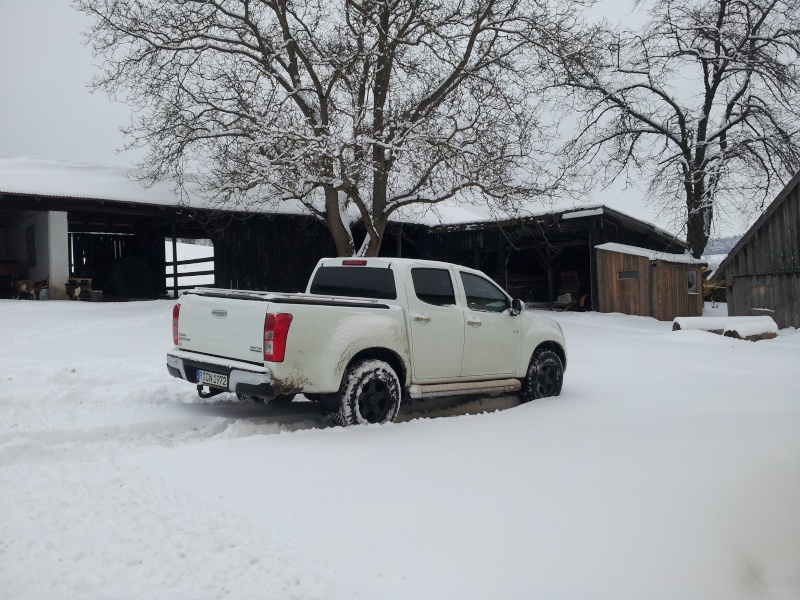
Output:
167 257 567 425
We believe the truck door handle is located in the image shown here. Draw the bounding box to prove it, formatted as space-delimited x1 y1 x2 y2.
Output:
412 313 431 323
467 318 482 326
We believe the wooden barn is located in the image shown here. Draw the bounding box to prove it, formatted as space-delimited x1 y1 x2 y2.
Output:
417 207 689 311
595 243 705 321
0 157 211 300
0 157 414 299
2 157 696 312
211 216 412 293
714 171 800 329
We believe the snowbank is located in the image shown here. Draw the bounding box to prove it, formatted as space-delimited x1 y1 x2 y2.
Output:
1 301 799 599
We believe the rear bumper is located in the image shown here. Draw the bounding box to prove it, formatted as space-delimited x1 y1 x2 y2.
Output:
166 350 276 398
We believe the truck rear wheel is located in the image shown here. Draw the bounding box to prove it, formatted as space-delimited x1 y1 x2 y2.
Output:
522 348 564 402
333 359 401 426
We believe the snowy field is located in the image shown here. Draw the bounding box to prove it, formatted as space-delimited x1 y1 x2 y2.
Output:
1 299 799 599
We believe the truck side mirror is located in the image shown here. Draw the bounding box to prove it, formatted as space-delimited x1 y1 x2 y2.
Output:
510 298 524 316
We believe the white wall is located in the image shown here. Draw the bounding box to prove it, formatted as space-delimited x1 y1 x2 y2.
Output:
47 212 69 300
5 211 70 299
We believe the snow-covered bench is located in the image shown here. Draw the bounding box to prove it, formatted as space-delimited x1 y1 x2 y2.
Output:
672 316 778 341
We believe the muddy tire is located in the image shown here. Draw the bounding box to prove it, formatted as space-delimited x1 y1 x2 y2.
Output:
332 359 401 426
522 349 564 402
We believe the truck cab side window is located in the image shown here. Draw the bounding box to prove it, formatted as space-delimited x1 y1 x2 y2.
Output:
460 272 510 313
411 268 456 306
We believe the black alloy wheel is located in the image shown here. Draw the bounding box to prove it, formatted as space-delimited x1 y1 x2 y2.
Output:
357 379 391 423
333 359 402 426
536 361 560 397
522 348 564 402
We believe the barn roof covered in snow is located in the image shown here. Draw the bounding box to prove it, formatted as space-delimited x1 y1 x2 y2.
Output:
0 155 681 237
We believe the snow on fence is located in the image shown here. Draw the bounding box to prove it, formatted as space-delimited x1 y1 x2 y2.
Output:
672 316 778 341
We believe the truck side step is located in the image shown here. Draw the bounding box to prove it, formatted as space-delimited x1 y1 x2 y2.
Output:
408 378 521 400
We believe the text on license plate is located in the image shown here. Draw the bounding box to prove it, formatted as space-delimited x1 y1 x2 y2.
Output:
197 369 228 389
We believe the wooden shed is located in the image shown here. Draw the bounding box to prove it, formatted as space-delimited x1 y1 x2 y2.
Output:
418 206 689 311
595 243 705 321
714 171 800 329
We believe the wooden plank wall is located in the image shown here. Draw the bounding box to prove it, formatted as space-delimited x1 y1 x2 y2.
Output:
726 184 800 328
69 232 134 279
651 263 703 321
597 250 703 320
213 215 337 292
729 273 799 328
596 250 651 316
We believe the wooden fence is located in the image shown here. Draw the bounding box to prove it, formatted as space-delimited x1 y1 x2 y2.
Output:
165 255 215 297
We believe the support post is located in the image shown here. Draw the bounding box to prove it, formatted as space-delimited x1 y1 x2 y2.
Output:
171 224 178 299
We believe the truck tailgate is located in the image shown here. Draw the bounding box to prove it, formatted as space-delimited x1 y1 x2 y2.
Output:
178 294 268 364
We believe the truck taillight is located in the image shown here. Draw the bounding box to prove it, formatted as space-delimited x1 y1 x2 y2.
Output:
264 313 293 362
172 303 180 345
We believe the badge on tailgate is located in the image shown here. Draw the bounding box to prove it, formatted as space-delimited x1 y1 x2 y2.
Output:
211 308 227 317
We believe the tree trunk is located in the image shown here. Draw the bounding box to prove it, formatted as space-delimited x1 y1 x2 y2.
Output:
686 183 711 259
324 186 355 257
363 216 386 257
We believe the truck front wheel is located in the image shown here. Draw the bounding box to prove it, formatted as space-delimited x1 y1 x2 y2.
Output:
522 348 564 402
333 359 402 426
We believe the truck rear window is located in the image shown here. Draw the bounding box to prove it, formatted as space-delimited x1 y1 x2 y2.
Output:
309 266 397 300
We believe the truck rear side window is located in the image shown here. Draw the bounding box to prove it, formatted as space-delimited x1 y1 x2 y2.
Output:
309 266 397 299
411 268 456 306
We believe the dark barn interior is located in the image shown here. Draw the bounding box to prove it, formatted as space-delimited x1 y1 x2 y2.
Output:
1 193 209 299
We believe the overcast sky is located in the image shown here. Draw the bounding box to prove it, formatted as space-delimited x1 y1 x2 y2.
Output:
0 0 748 238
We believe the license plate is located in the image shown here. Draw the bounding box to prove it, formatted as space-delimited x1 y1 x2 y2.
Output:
197 369 228 389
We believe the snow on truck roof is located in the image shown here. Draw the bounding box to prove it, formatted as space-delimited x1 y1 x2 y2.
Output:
319 256 465 270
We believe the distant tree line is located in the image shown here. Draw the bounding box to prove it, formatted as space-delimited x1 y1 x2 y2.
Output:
704 235 742 256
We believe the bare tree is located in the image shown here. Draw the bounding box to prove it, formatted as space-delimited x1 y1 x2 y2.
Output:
550 0 800 257
77 0 579 256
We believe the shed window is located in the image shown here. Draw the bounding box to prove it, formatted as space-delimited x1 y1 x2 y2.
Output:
687 270 698 294
618 271 639 280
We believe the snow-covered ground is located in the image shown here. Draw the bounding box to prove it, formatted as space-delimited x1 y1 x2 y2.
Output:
1 300 799 599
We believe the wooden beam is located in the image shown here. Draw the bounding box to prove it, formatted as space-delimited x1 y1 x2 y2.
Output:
166 256 215 267
165 269 216 278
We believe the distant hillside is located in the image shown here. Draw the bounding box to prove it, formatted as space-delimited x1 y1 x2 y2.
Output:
705 235 741 255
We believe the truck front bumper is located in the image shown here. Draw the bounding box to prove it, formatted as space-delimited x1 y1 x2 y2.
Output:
166 350 276 398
